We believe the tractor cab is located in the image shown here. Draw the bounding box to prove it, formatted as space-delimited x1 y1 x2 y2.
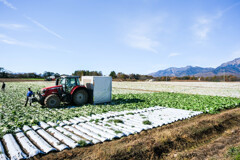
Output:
56 76 80 93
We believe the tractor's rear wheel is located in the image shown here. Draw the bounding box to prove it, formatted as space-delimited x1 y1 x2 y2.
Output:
73 89 88 105
44 94 60 108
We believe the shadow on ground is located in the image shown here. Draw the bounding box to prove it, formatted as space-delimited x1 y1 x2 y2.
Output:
47 98 145 109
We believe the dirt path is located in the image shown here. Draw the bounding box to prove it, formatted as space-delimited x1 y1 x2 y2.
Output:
31 107 240 160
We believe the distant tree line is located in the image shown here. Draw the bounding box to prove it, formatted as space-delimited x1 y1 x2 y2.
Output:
0 67 60 79
109 71 154 81
0 67 8 78
72 70 103 78
108 70 240 82
42 71 60 79
165 75 240 82
1 67 240 82
200 75 239 82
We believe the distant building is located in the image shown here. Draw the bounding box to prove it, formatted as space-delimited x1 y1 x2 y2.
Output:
45 75 55 81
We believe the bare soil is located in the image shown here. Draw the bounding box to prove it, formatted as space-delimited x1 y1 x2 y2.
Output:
31 108 240 160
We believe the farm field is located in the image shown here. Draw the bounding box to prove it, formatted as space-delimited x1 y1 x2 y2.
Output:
113 81 240 98
1 81 240 134
0 81 240 159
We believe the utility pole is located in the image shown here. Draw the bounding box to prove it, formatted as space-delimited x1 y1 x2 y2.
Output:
224 69 225 82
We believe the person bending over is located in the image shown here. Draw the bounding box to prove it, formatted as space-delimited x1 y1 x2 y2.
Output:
25 88 33 106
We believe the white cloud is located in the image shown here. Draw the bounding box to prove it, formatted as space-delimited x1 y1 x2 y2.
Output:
0 0 16 10
216 1 240 18
168 53 180 57
1 39 18 45
192 2 240 41
192 17 212 40
124 15 166 54
196 27 210 39
0 34 55 49
25 16 64 40
0 0 63 40
0 23 27 30
126 34 159 53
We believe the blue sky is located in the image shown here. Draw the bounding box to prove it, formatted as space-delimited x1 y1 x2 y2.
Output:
0 0 240 75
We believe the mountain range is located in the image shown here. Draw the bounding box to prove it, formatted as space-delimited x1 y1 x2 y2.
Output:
149 57 240 77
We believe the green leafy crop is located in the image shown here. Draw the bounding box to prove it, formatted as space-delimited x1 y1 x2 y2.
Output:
142 120 152 125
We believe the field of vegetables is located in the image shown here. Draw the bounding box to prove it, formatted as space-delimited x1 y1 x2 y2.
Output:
113 81 240 98
0 81 240 137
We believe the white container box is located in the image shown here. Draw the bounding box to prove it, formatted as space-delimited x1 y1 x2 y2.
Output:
81 76 112 104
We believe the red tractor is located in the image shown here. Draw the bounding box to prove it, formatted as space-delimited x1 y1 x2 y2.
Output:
37 76 89 108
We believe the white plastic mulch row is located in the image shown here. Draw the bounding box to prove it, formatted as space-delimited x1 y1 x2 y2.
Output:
15 131 43 157
22 125 56 154
44 127 79 148
0 141 9 160
32 124 68 151
0 106 202 159
3 134 27 160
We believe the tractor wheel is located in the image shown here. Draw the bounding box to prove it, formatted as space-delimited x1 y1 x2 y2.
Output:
44 94 60 108
73 89 88 106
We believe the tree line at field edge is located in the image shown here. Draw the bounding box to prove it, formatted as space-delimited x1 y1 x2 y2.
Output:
0 67 240 82
109 71 240 82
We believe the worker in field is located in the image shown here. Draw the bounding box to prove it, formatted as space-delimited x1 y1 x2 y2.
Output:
25 88 33 106
1 82 5 91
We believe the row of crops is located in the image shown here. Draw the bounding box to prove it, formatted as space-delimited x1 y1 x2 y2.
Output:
0 82 240 137
0 107 202 159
